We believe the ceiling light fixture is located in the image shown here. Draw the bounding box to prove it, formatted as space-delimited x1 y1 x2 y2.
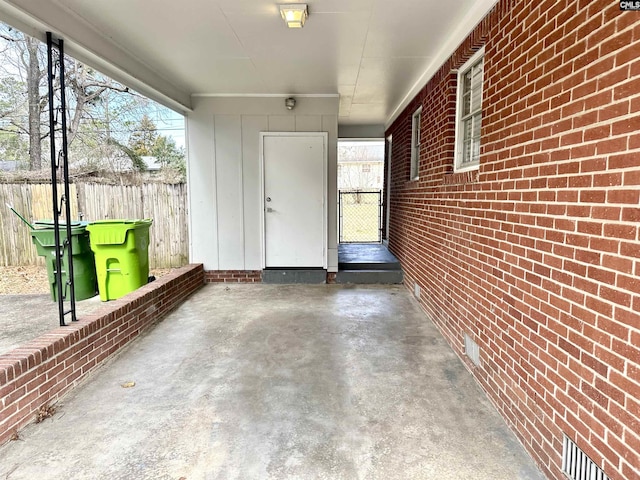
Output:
279 4 308 28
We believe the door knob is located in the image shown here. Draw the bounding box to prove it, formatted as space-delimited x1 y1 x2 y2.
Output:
266 197 272 202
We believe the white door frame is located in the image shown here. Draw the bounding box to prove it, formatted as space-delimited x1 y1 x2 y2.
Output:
259 132 328 269
383 134 392 246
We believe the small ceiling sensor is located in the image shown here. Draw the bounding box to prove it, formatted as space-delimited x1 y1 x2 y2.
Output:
285 97 296 110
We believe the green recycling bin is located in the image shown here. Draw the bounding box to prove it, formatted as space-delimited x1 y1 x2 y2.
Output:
30 221 98 302
86 219 153 301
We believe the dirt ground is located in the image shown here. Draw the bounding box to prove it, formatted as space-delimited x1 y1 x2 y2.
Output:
0 265 48 295
0 265 173 295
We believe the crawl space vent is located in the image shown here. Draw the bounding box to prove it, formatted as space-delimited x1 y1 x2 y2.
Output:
562 435 609 480
463 333 480 366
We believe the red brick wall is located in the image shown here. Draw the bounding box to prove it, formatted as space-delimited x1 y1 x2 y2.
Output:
204 270 338 283
204 270 262 283
0 264 204 446
386 2 640 479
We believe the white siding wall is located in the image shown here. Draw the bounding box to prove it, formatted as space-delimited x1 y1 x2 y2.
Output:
187 96 339 272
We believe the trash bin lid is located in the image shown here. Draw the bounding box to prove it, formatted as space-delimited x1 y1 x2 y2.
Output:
87 219 152 227
33 220 88 229
86 219 152 245
30 222 89 248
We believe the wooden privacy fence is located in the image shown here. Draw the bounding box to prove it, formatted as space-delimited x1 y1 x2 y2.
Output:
0 182 188 268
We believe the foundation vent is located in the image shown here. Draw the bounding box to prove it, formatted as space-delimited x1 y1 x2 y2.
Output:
414 282 420 299
463 333 480 366
562 435 609 480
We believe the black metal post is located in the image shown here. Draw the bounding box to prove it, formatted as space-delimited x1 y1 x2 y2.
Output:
338 191 343 243
57 37 77 322
46 32 76 326
46 32 65 326
378 190 383 243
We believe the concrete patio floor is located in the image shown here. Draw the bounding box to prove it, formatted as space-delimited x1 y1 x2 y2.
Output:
0 284 545 480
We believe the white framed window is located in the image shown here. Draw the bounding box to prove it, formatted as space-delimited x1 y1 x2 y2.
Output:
410 106 422 180
454 48 484 172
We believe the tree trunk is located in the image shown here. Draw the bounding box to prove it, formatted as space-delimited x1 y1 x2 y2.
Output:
66 60 85 147
26 36 41 170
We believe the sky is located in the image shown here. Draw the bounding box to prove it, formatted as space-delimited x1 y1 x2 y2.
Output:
146 107 185 149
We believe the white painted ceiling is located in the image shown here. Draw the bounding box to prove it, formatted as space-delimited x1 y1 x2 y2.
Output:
0 0 497 127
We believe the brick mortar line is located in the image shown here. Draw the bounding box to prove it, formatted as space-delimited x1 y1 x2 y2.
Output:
399 261 638 356
416 266 639 326
390 224 639 270
405 286 637 378
394 216 639 250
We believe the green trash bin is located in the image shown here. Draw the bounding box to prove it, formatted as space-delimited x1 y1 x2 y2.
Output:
86 219 153 301
30 221 98 302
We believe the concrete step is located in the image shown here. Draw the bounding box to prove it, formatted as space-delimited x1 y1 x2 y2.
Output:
337 261 401 271
335 269 404 284
262 269 327 284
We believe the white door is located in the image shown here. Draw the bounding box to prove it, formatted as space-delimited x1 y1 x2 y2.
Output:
261 133 327 268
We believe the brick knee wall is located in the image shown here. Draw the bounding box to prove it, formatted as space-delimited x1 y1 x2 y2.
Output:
204 270 262 283
204 270 338 284
0 264 204 446
386 2 640 480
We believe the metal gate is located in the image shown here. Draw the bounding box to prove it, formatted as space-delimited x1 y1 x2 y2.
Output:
338 190 382 243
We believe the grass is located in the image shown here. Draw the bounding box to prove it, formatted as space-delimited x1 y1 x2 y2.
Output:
340 201 380 242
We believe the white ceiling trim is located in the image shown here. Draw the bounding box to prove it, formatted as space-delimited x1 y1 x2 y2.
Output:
385 0 498 129
192 93 339 98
